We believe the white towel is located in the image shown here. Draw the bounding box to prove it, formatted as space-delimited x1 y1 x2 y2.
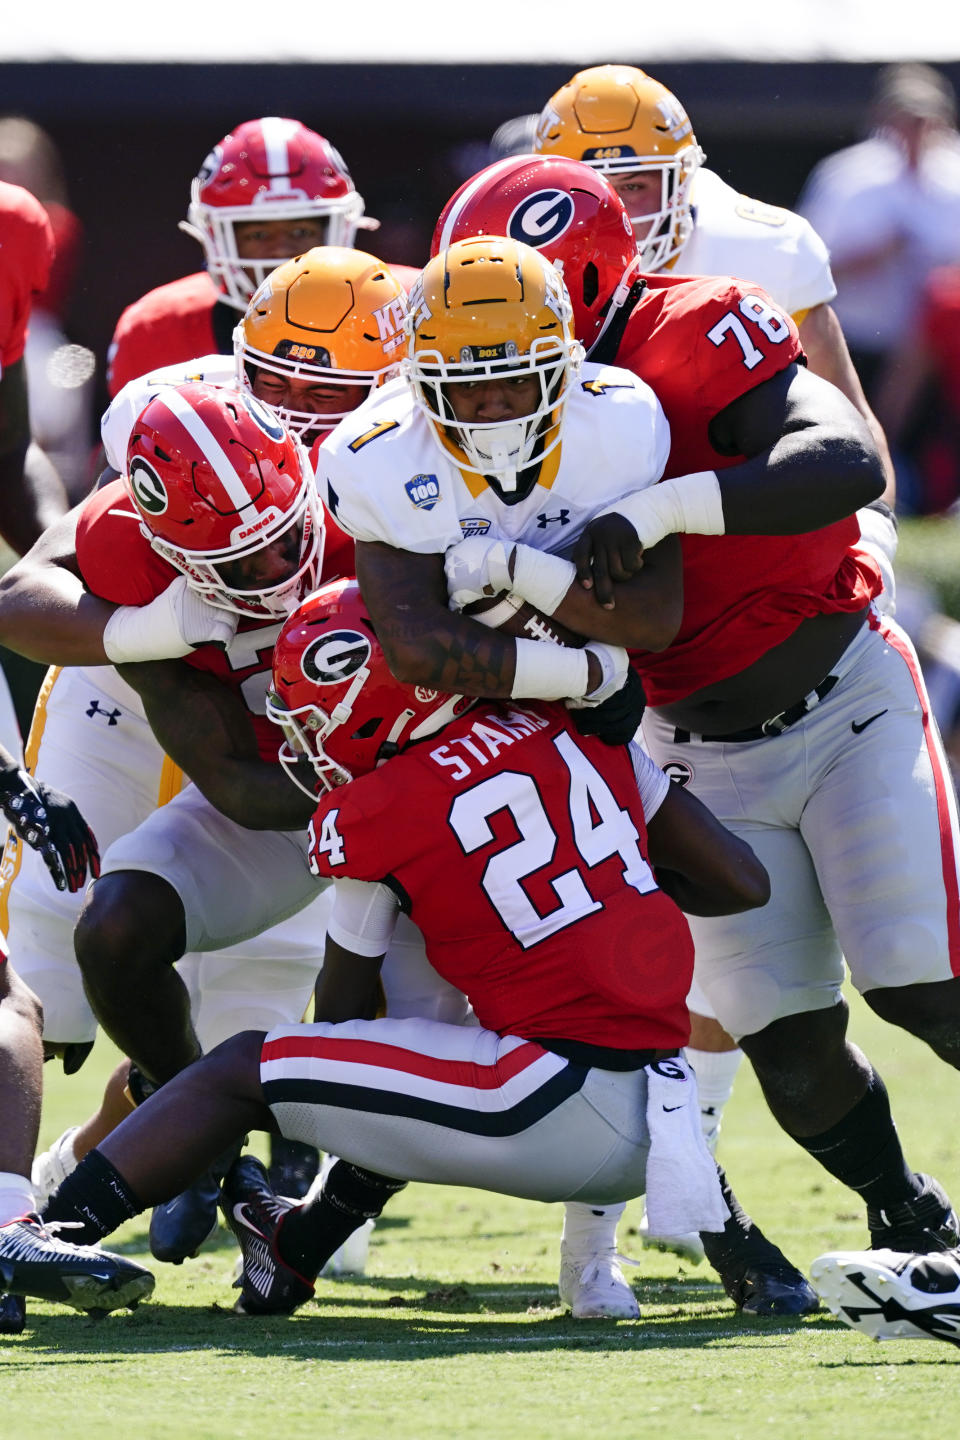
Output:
644 1056 729 1235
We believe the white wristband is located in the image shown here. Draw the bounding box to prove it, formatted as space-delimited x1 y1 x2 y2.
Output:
102 576 238 664
511 638 590 701
599 471 724 550
582 642 630 703
509 544 577 617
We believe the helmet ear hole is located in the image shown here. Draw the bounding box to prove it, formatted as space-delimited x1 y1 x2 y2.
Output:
582 262 599 310
351 717 382 740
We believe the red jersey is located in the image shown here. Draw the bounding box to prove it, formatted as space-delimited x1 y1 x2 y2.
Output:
108 262 423 400
75 480 355 763
107 273 225 398
0 180 55 375
617 273 880 705
309 703 693 1051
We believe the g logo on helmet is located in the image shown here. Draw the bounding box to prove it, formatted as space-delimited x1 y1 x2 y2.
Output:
129 457 168 517
197 145 223 185
508 190 575 249
301 630 372 685
241 392 286 442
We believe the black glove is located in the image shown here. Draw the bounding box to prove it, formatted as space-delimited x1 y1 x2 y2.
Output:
570 666 646 746
0 765 100 894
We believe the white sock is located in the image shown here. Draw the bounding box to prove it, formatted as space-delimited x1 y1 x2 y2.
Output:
0 1171 36 1226
561 1200 626 1257
684 1046 743 1155
53 1127 80 1175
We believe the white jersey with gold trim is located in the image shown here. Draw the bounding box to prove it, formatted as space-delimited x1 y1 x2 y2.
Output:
317 363 669 556
676 168 836 320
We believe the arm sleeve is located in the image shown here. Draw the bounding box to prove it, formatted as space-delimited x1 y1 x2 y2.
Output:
326 876 401 957
629 739 671 820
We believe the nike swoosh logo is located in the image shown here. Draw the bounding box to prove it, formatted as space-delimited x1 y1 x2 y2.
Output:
231 1203 264 1238
662 1104 683 1112
851 710 887 734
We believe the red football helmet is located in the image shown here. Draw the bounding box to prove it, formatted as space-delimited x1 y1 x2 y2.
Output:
125 381 323 619
267 579 470 794
431 155 639 349
181 117 370 311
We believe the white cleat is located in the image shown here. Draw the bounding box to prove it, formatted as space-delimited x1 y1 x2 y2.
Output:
811 1246 960 1347
638 1209 705 1265
558 1249 640 1320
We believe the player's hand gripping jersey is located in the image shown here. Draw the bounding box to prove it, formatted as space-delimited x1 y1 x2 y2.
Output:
612 274 881 704
317 363 669 555
307 701 692 1054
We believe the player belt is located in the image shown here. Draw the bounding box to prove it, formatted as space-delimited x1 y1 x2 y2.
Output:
535 1039 680 1071
672 673 840 745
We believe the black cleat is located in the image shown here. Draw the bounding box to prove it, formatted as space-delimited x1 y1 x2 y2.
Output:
0 1213 154 1314
149 1172 221 1264
0 1292 26 1334
701 1165 820 1317
220 1157 314 1316
267 1136 321 1202
868 1173 960 1254
712 1251 821 1316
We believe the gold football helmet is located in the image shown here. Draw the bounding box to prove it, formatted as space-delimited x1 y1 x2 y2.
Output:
235 247 408 436
534 65 705 271
406 236 582 496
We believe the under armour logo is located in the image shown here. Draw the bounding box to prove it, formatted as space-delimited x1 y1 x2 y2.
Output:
536 510 570 528
86 701 121 726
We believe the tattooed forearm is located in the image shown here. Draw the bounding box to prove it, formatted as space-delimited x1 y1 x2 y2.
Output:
355 540 518 696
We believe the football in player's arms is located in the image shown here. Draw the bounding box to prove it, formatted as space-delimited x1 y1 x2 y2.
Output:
464 590 586 648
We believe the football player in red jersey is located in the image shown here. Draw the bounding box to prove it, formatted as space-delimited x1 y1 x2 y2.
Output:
107 117 419 401
2 253 414 1262
435 155 960 1308
0 183 155 1330
41 578 770 1318
434 151 898 1274
317 175 883 1316
0 378 463 1271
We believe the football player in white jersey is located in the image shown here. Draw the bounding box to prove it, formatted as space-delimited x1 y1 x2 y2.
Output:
319 234 681 720
532 64 896 504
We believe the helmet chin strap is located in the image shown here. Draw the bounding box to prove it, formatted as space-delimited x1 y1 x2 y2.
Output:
473 421 526 494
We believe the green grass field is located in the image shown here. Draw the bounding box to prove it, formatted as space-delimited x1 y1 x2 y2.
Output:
2 988 958 1439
